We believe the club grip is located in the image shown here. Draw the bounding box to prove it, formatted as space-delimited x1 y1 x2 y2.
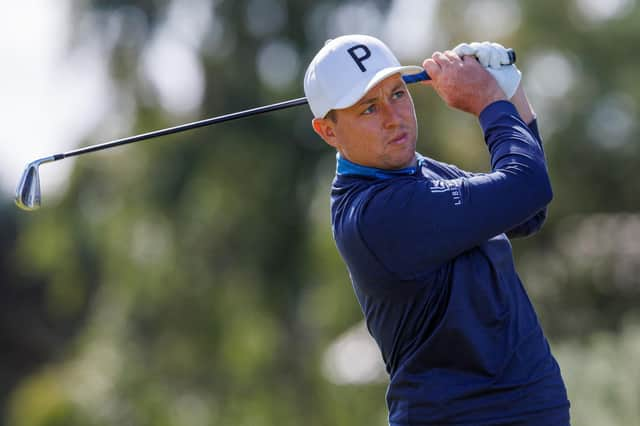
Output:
402 71 430 84
402 48 516 84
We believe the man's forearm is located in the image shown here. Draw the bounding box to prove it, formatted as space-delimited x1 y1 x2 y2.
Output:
510 84 536 125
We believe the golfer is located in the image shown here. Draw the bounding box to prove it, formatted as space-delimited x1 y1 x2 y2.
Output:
304 35 570 425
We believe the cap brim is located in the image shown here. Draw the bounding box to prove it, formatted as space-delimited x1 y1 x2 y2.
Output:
332 65 424 112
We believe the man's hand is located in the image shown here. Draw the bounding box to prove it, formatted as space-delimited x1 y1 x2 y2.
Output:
454 42 536 124
453 42 522 99
422 51 506 117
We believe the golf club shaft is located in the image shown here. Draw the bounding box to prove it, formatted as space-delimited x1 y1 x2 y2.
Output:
57 96 311 161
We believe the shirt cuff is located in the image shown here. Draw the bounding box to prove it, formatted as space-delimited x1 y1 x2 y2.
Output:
478 100 520 134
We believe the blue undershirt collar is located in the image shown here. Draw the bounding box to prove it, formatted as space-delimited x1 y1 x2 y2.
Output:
336 153 423 179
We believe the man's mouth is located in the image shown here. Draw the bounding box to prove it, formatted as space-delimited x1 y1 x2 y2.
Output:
388 132 409 145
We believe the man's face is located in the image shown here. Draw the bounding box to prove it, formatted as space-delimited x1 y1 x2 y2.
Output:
312 74 418 170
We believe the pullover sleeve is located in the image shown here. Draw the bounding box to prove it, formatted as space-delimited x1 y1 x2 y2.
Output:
504 118 549 239
428 118 548 239
358 101 553 279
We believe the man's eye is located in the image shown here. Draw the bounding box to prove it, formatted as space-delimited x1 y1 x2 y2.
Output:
362 105 376 115
393 90 405 99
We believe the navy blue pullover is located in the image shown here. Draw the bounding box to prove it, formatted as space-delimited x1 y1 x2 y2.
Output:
330 101 569 425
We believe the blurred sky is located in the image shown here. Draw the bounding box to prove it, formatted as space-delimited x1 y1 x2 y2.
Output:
1 0 633 207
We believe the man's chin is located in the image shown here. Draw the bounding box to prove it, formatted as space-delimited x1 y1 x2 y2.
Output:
386 152 417 170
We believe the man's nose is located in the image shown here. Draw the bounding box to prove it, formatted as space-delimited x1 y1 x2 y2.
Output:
381 102 402 128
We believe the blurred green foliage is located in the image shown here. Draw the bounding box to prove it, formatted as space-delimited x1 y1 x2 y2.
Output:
2 0 640 425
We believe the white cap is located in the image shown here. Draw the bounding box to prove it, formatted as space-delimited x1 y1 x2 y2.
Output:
304 34 423 118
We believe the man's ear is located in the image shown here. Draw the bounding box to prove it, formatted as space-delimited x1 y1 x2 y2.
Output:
312 117 338 148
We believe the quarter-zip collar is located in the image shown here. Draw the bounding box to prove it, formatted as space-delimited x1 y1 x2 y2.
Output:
336 153 422 179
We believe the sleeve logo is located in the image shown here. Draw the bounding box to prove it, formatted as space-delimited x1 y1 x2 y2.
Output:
429 179 463 206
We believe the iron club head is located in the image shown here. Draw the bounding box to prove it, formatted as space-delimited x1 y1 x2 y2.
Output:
15 157 56 211
15 161 42 211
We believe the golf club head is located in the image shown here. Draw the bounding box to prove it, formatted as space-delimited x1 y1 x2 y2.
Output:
15 156 60 211
15 161 42 211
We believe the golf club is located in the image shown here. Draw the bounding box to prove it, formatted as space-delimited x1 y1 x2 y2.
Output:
15 49 516 211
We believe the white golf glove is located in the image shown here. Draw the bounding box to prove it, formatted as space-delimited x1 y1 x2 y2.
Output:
453 41 521 98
